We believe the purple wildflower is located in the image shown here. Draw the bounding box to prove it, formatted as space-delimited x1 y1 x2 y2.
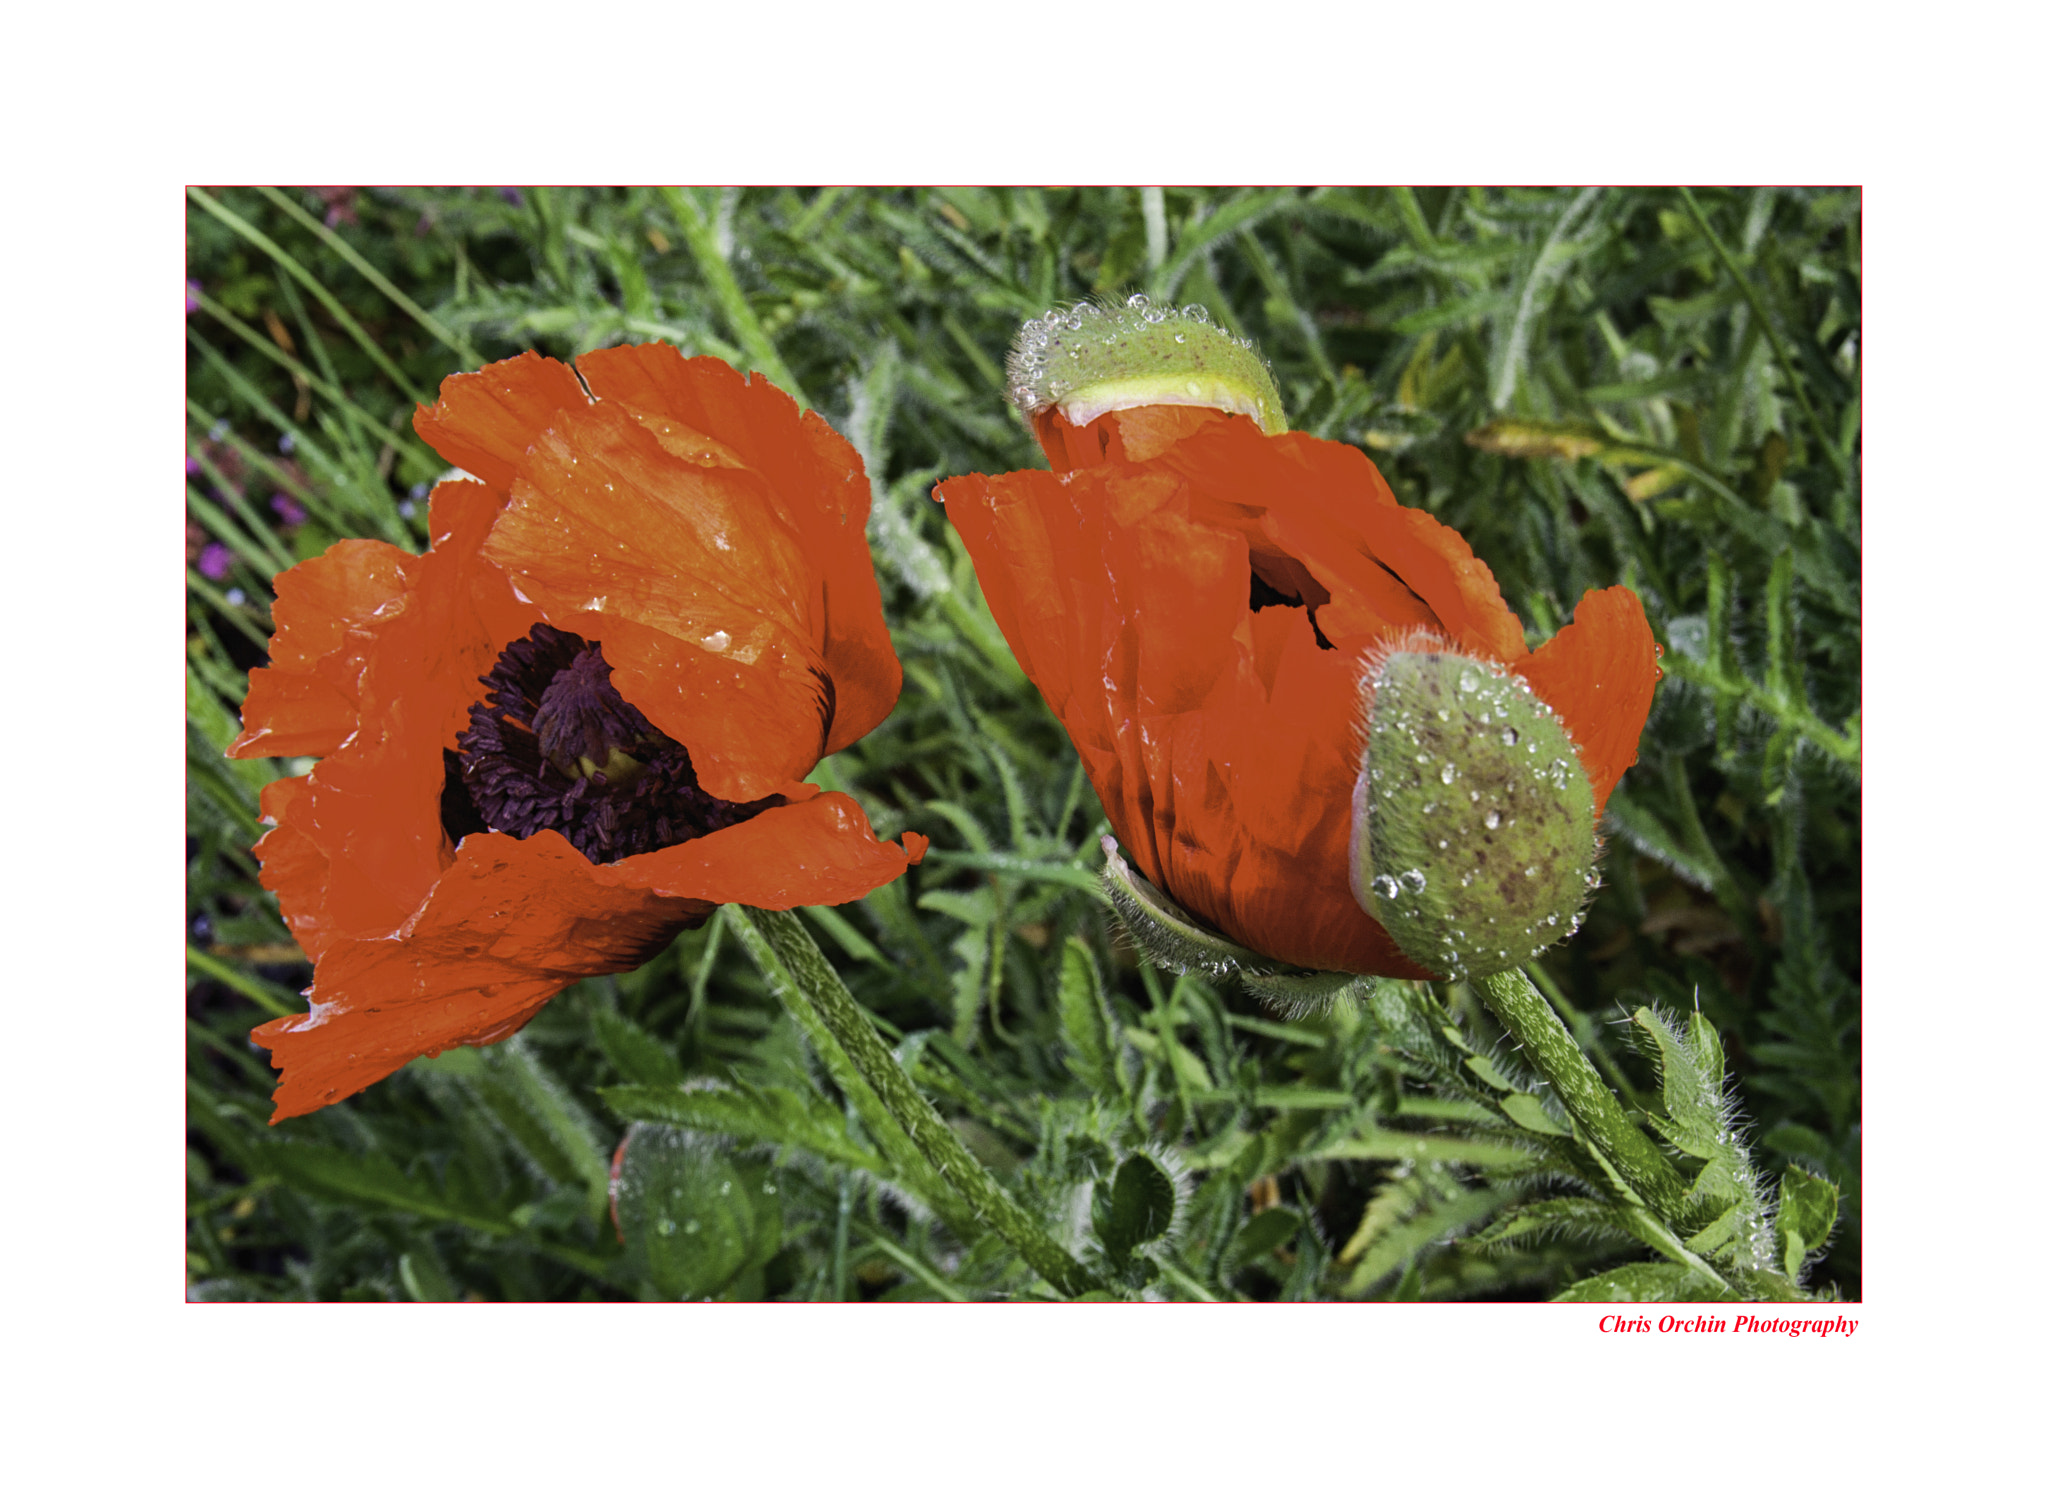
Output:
186 280 202 315
270 492 308 528
198 543 233 581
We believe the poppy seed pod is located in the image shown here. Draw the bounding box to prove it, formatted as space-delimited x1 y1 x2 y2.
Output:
1351 639 1601 980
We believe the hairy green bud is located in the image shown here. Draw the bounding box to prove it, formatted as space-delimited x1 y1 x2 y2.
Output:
1350 642 1600 980
1005 295 1287 433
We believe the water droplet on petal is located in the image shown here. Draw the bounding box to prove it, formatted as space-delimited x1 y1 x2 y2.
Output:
1485 810 1502 829
1440 763 1457 785
1371 874 1400 900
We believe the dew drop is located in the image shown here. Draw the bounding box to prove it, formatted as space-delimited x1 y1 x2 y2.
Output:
1502 727 1518 747
1371 874 1400 900
1440 763 1457 785
1458 673 1480 694
1524 865 1537 878
1485 810 1501 830
1402 869 1427 894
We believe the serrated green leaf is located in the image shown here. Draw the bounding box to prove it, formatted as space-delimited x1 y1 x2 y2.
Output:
599 1079 883 1175
1057 937 1122 1100
1227 1206 1303 1271
251 1140 513 1232
1552 1261 1731 1302
1777 1165 1839 1278
1467 1197 1636 1252
590 1007 684 1088
1095 1153 1176 1260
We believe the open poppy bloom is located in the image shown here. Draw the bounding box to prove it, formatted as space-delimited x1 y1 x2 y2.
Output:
937 309 1656 978
228 344 926 1120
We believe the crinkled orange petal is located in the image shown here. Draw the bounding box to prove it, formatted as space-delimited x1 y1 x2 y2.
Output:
228 540 414 759
1035 405 1232 471
248 480 544 945
412 350 589 491
1159 418 1528 663
1511 585 1661 817
253 796 923 1122
478 399 838 803
939 409 1594 977
939 450 1426 977
573 345 900 756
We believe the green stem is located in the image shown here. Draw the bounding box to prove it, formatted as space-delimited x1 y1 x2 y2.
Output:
723 907 966 1232
660 188 808 407
1471 969 1686 1223
734 905 1103 1298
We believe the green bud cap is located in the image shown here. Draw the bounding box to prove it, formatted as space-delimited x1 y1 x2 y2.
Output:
1006 295 1288 434
1100 837 1359 1014
1350 645 1600 980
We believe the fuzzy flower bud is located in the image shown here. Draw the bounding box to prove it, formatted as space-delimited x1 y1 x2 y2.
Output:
1350 639 1601 980
1005 294 1288 434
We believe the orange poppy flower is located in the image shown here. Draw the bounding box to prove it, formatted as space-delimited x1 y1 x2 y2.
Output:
227 344 926 1121
937 401 1657 978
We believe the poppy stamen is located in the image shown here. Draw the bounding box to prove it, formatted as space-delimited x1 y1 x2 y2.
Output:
447 623 776 864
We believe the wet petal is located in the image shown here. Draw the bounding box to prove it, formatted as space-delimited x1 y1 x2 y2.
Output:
412 350 589 491
574 344 901 755
228 540 413 759
1512 585 1661 816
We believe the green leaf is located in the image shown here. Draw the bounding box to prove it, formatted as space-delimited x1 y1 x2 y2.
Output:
1226 1206 1303 1271
599 1078 884 1175
1553 1261 1733 1303
1468 1197 1637 1252
611 1123 783 1301
590 1007 684 1088
251 1140 512 1233
1777 1165 1839 1279
1498 1092 1568 1135
1094 1153 1176 1260
1057 937 1122 1100
399 1246 460 1302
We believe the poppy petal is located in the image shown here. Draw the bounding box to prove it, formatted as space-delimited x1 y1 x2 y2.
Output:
228 540 414 759
477 399 838 803
1511 585 1661 816
253 794 923 1122
573 344 901 756
412 350 589 491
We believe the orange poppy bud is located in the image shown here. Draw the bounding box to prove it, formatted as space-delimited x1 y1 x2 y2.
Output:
227 345 926 1121
1351 639 1602 980
939 308 1659 985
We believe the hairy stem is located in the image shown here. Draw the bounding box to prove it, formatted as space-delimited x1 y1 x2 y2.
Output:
1471 969 1687 1222
734 905 1103 1298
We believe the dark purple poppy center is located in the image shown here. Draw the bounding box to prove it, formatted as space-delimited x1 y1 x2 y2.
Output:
442 623 775 865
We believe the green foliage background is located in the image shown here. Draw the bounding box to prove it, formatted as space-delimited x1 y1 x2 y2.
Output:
185 185 1860 1301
